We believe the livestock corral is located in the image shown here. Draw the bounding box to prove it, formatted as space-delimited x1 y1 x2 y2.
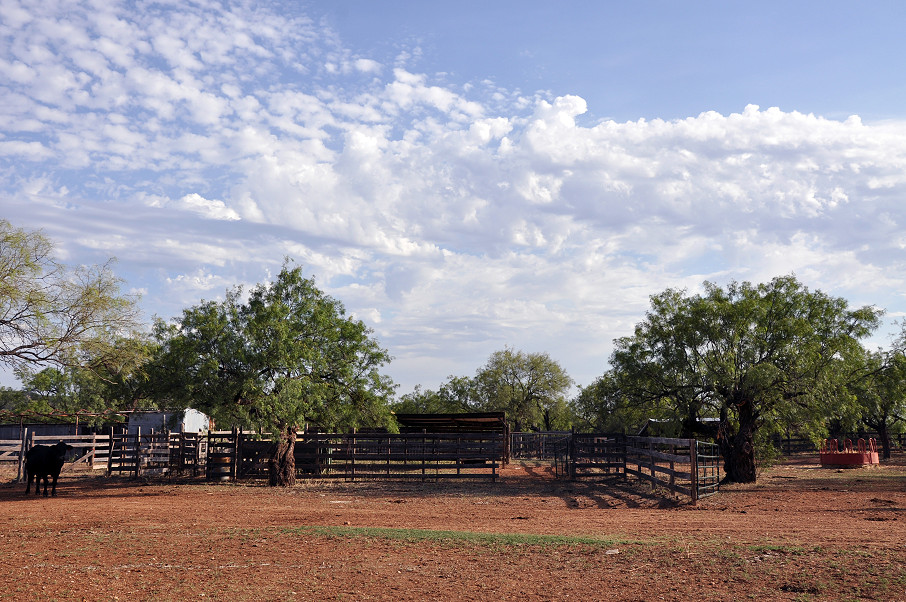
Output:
1 440 905 601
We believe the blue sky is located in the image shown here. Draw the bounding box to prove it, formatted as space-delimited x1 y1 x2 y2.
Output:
2 0 906 394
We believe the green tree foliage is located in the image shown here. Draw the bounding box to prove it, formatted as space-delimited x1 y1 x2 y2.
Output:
847 347 906 460
9 334 154 424
395 349 575 431
0 386 27 412
571 372 654 433
392 376 479 414
153 264 395 486
474 348 573 431
609 276 881 483
0 220 140 371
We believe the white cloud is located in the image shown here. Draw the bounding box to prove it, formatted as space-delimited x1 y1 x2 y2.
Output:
354 58 381 74
2 1 906 393
176 193 241 221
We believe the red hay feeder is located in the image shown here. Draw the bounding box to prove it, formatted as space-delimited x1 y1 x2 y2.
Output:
819 438 879 468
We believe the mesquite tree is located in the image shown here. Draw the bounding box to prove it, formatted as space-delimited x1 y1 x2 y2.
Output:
154 263 395 486
609 276 881 483
0 220 139 370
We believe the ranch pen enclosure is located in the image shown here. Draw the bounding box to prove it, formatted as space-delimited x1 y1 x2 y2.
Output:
2 424 720 504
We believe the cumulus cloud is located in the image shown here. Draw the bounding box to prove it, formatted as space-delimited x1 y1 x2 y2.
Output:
2 0 905 391
175 193 241 221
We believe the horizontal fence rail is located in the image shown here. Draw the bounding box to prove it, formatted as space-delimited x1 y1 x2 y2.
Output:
510 431 571 460
570 434 625 479
5 425 725 502
1 428 207 481
557 434 721 503
770 432 905 455
625 436 697 500
230 431 504 482
3 427 502 484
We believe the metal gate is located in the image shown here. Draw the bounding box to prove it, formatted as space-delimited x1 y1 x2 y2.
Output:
693 440 721 500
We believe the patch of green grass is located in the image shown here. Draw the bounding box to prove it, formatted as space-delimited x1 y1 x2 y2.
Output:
281 525 646 550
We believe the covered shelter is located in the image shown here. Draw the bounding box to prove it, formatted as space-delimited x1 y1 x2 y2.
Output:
393 412 509 463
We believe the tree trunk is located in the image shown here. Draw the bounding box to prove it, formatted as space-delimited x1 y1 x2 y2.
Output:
719 401 757 483
269 425 296 487
878 422 891 460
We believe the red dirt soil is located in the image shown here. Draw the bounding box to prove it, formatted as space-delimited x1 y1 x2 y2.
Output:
1 457 904 601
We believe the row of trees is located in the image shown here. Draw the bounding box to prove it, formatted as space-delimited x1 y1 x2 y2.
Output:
393 348 574 432
3 219 905 484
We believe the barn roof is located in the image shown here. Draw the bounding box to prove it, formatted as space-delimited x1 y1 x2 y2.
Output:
393 412 508 433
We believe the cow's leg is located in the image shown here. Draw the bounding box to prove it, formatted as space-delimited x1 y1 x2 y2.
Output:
24 470 31 495
51 474 59 496
41 476 49 497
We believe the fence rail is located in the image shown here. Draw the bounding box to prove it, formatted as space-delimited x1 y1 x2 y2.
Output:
569 434 625 478
228 431 504 481
770 432 905 455
624 436 697 499
511 432 571 460
1 428 206 481
553 434 721 503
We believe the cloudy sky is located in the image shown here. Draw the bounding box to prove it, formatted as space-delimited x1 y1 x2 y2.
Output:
3 0 906 394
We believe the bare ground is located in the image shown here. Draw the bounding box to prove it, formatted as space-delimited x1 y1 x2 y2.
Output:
1 456 904 601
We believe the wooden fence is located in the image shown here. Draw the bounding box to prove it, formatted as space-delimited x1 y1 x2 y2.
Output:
219 430 505 481
511 431 571 460
770 432 905 455
551 434 721 503
568 433 625 478
1 428 206 480
3 427 502 482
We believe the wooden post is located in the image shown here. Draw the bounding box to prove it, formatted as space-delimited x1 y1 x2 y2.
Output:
195 430 202 477
176 423 186 474
690 438 699 504
232 426 240 481
350 428 356 482
17 427 28 483
106 426 115 477
568 427 576 480
620 434 626 477
133 426 141 478
669 442 676 491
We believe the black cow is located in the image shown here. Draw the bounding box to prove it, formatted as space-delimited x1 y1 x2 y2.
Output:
24 442 74 497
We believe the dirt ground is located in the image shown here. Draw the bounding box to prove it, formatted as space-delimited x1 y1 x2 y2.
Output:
1 456 904 601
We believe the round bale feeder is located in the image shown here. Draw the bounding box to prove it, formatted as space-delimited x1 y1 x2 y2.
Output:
819 438 879 468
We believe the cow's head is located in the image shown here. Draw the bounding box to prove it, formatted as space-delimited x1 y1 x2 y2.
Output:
53 441 75 458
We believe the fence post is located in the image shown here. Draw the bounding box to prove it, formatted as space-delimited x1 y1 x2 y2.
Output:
350 429 356 482
232 427 240 481
133 427 142 478
690 438 699 505
205 430 212 480
568 428 576 480
621 434 629 479
17 427 28 483
106 426 114 476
